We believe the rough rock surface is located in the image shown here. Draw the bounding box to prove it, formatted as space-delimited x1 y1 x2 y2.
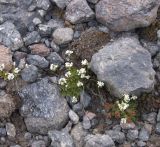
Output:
84 134 115 147
0 91 16 119
65 0 94 24
96 0 160 32
51 0 71 9
90 36 155 97
0 45 13 71
53 28 74 45
0 22 23 51
48 130 74 147
18 78 69 134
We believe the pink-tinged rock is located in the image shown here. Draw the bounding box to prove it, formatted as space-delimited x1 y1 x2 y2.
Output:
29 44 50 57
0 45 13 71
96 0 160 32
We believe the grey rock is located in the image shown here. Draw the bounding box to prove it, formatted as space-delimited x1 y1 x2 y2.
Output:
6 123 16 138
155 123 160 135
157 109 160 122
19 78 69 134
48 130 74 147
90 36 155 97
84 134 115 147
0 0 38 33
36 0 51 11
69 110 79 124
10 145 22 147
83 116 91 130
80 91 91 108
27 55 49 69
127 129 139 141
72 103 84 117
87 0 99 4
139 128 150 141
38 24 52 37
47 19 64 31
21 65 38 82
106 130 125 144
65 0 94 24
47 52 64 65
0 79 7 89
137 141 146 147
142 112 157 124
0 128 6 137
71 123 87 147
0 22 23 51
33 18 42 25
50 41 60 52
53 28 74 45
96 0 160 32
141 40 159 57
51 0 71 9
24 132 32 140
23 31 41 46
31 140 46 147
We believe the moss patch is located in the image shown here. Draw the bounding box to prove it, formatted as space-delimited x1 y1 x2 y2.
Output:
69 28 111 62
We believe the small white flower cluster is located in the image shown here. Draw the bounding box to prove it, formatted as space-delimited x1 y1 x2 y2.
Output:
117 94 137 124
0 63 21 81
58 78 67 85
97 81 104 88
50 64 59 71
65 62 73 68
65 50 73 56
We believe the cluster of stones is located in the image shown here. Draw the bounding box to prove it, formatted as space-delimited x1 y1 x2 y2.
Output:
0 0 160 146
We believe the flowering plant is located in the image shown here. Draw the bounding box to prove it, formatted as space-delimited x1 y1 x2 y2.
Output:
111 94 138 123
50 50 104 103
0 63 21 81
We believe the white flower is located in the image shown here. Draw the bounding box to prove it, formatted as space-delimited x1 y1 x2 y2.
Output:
50 64 58 71
58 78 67 85
77 68 86 75
72 96 78 103
77 81 83 87
65 62 73 68
85 75 90 79
13 68 20 74
131 95 137 100
97 81 104 88
7 73 15 80
123 94 130 103
0 64 5 71
81 59 88 66
117 101 129 111
65 71 71 77
121 118 127 124
65 50 73 56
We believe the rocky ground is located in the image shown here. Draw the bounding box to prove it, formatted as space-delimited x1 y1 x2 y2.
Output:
0 0 160 147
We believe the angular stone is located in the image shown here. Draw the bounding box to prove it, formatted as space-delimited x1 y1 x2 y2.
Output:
51 0 71 9
96 0 160 32
106 130 125 144
31 140 46 147
139 127 150 141
155 123 160 135
0 22 23 51
71 123 87 147
18 78 69 134
90 36 155 97
26 55 49 69
48 130 74 147
6 123 16 138
69 110 79 124
53 28 74 45
23 31 41 46
47 52 64 65
0 45 13 71
84 134 115 147
0 91 16 118
157 109 160 122
21 65 38 83
127 129 139 141
65 0 94 24
29 44 50 57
